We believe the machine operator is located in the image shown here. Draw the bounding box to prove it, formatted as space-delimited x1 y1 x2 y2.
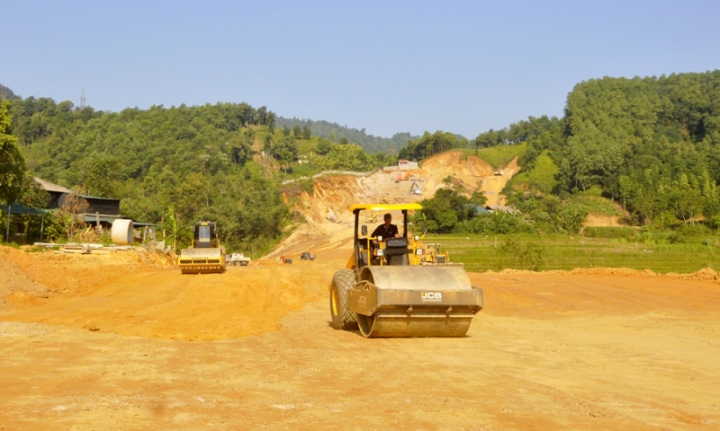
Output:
372 213 400 241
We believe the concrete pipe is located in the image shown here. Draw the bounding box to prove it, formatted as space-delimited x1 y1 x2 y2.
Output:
111 219 134 245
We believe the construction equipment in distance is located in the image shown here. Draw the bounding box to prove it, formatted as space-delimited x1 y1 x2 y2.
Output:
227 253 251 266
329 203 483 338
419 243 449 264
178 221 226 274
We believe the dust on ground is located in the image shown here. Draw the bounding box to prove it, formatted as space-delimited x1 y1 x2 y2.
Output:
2 152 719 430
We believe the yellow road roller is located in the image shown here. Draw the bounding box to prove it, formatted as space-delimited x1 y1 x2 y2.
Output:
329 203 483 337
178 221 226 274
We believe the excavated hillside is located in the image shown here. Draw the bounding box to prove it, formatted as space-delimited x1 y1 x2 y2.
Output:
269 151 518 258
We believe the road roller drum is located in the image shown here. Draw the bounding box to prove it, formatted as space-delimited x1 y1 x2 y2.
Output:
347 265 483 337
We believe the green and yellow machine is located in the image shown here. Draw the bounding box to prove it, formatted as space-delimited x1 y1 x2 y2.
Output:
329 203 484 337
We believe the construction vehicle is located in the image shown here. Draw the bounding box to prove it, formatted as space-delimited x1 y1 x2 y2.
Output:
227 253 251 266
410 233 450 264
329 203 483 337
421 243 449 263
301 252 316 260
178 221 226 274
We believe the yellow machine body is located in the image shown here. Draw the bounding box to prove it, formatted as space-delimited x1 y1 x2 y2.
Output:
178 221 226 274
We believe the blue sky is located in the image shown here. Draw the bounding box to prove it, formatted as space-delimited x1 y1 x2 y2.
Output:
2 0 719 139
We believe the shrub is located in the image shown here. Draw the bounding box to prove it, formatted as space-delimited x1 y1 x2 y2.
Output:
583 226 637 239
460 212 536 235
499 237 545 271
668 223 712 243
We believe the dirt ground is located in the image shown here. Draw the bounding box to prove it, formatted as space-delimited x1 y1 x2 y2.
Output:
1 242 719 431
1 153 718 430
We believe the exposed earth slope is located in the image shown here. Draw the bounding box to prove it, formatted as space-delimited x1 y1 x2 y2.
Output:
271 151 516 258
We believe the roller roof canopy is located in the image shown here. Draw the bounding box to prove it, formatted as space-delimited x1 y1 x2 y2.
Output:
349 203 423 212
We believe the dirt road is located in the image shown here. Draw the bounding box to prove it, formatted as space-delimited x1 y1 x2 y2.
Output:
1 244 719 430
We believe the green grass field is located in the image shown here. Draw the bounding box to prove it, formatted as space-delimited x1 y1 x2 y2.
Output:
428 233 720 274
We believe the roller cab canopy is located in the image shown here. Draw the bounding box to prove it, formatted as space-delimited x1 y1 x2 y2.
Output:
350 203 422 246
349 203 422 213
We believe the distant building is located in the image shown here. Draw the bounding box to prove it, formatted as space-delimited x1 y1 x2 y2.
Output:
35 177 122 228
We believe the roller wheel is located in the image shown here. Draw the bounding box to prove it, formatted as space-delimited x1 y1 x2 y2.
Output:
329 269 358 330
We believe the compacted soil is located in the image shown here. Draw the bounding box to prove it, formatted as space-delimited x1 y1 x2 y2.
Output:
1 244 719 430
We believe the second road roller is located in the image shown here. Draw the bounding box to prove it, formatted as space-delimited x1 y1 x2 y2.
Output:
178 221 226 274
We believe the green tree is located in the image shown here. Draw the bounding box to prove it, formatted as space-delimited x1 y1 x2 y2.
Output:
469 191 487 207
526 151 559 193
398 131 464 161
315 139 333 155
499 237 545 271
177 172 213 221
414 188 477 233
86 156 122 197
162 206 190 254
320 144 374 171
226 129 255 165
0 100 26 204
461 210 535 235
272 135 298 172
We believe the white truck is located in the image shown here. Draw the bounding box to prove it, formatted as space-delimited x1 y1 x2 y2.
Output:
227 253 251 266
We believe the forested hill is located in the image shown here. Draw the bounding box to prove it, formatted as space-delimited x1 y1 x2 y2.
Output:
392 70 720 235
3 70 720 249
276 117 415 154
507 70 720 229
0 92 397 252
0 84 20 101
